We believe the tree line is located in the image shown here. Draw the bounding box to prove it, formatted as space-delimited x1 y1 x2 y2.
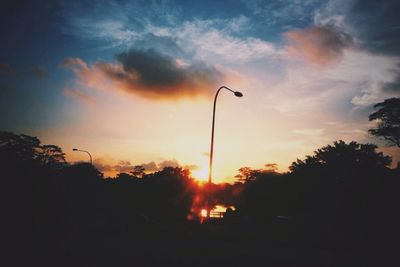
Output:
1 97 399 266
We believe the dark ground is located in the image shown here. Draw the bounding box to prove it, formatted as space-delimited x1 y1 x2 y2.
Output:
6 216 395 267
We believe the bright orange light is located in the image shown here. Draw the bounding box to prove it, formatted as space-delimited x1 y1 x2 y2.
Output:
192 167 208 181
200 209 208 218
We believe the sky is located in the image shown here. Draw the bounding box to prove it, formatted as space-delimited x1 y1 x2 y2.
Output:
1 0 399 182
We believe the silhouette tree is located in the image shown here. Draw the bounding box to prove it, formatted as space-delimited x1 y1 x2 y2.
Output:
116 172 135 180
290 140 391 173
37 144 67 169
3 130 398 266
0 131 67 170
234 166 261 183
288 140 394 251
65 162 103 181
264 163 278 172
0 131 41 163
130 165 146 178
144 166 196 221
368 97 400 147
235 163 280 183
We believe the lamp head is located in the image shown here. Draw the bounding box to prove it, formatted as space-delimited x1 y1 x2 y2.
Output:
234 91 243 97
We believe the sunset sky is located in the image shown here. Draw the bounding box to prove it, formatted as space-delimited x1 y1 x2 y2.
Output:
1 0 399 182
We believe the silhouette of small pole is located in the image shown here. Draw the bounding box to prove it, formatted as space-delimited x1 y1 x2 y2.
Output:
72 148 92 164
207 86 243 218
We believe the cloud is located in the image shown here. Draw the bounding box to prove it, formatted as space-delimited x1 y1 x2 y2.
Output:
62 49 225 100
268 47 400 114
63 88 95 105
284 26 352 66
113 160 134 173
351 78 400 108
347 0 400 55
241 0 321 26
382 68 400 93
61 58 89 78
315 0 400 56
175 19 278 63
141 161 159 172
66 18 138 46
142 159 198 172
60 0 278 63
312 1 400 106
157 159 180 169
60 0 180 47
93 159 134 174
93 159 114 173
93 158 198 175
133 33 185 57
61 57 114 91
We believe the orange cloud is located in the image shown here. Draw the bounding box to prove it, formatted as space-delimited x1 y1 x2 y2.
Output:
93 158 198 177
63 88 95 105
61 58 109 90
61 49 226 100
284 26 352 66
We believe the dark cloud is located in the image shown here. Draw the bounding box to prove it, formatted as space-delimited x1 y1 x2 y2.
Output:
382 69 400 93
284 26 352 66
97 49 224 99
134 34 186 58
343 0 400 55
313 0 400 56
116 49 187 87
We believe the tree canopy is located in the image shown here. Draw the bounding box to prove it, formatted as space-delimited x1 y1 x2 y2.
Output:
0 131 66 169
289 140 391 175
369 97 400 147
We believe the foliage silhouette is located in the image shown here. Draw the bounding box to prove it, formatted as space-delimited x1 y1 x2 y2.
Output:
0 131 66 170
369 97 400 147
290 140 391 173
130 164 146 178
2 131 399 266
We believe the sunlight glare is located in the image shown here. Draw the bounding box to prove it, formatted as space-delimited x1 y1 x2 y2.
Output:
192 167 208 181
200 209 207 218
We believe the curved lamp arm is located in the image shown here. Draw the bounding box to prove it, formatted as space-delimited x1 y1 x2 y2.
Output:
72 148 93 164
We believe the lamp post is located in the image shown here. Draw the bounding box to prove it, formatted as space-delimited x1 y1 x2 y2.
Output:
207 86 243 218
72 148 92 165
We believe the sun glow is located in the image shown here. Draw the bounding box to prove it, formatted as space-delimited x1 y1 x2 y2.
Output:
191 167 209 181
200 209 208 218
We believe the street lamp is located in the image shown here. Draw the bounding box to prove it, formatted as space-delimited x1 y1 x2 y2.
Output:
207 86 243 218
72 148 92 164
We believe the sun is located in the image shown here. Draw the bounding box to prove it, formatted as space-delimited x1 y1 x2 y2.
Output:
191 167 208 181
200 209 208 218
